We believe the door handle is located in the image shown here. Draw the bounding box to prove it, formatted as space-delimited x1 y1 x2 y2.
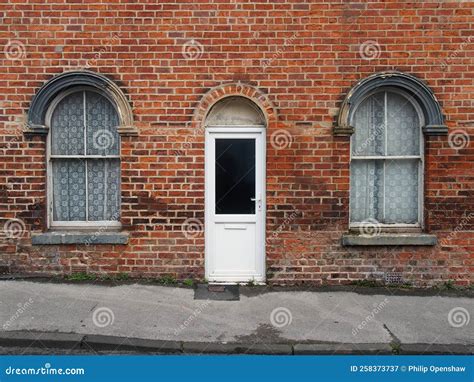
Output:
250 195 262 211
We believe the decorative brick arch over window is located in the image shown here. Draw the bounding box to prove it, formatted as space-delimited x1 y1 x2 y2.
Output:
26 70 135 241
26 70 136 136
335 71 447 136
193 82 278 129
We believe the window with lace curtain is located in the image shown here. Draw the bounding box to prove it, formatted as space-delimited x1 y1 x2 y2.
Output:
47 88 121 228
350 88 424 228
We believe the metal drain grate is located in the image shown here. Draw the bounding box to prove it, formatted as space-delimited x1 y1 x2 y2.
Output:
384 272 403 285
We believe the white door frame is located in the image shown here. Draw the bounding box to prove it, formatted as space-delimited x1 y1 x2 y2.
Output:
205 126 266 283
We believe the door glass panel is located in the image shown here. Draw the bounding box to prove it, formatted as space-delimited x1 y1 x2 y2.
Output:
215 138 255 214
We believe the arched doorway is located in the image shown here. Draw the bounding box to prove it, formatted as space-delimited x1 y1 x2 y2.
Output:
204 96 266 283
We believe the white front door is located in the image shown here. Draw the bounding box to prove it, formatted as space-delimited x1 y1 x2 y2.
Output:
205 127 266 283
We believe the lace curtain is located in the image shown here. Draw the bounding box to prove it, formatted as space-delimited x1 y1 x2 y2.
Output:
51 90 120 222
350 91 421 224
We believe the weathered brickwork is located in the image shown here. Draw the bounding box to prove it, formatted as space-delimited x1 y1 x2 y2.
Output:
0 0 472 286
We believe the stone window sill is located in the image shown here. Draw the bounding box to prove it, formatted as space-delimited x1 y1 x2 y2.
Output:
341 233 437 246
31 231 129 245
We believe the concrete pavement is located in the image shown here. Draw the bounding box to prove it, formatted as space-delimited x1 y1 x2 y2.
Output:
0 280 472 354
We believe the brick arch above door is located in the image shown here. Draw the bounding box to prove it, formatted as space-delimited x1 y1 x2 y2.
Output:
193 82 278 130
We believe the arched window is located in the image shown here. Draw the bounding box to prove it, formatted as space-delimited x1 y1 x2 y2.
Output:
47 88 121 227
350 89 424 227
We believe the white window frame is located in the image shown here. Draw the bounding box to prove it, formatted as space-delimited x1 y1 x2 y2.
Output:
46 86 121 229
349 87 425 230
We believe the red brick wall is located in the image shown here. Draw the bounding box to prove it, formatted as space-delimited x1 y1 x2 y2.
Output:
0 0 472 286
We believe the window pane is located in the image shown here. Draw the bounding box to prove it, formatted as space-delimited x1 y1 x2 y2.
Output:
51 92 84 156
350 160 384 222
86 91 120 156
352 92 385 156
351 159 419 224
106 159 121 221
384 160 419 223
52 159 86 221
215 138 255 214
87 159 120 221
386 92 420 156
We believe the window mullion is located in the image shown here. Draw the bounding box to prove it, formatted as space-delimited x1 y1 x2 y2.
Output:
104 160 109 220
383 92 387 223
365 161 370 221
83 91 89 222
384 91 388 156
66 160 70 221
